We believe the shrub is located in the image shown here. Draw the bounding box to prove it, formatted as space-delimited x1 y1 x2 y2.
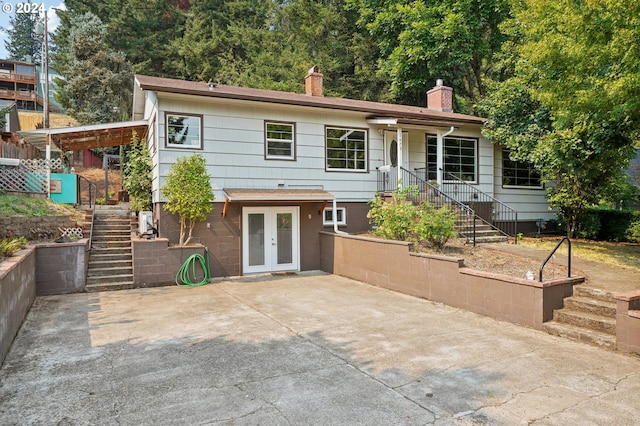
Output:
627 219 640 243
122 131 152 211
367 185 457 251
0 237 28 257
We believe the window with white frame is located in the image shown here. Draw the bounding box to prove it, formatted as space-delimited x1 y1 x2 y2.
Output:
426 135 477 182
166 113 202 148
502 149 542 188
326 127 367 171
265 121 295 159
323 207 346 226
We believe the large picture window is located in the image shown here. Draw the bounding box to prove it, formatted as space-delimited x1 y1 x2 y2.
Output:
166 113 202 149
502 149 542 188
265 121 295 160
426 135 477 182
326 127 367 171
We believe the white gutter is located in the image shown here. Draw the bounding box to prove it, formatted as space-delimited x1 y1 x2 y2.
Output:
333 198 347 235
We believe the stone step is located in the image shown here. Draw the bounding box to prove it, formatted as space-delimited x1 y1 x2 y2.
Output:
564 296 617 318
93 224 130 230
471 235 509 244
85 281 135 292
573 286 617 303
87 273 134 285
543 321 616 351
552 309 616 335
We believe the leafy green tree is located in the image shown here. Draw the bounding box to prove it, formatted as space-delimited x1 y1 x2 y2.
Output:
2 9 43 63
348 0 510 111
122 131 152 212
480 0 640 237
53 12 132 125
161 154 214 246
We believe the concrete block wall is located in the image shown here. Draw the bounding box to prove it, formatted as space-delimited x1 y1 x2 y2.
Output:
320 232 582 330
35 240 89 295
133 238 206 287
0 247 36 366
615 291 640 354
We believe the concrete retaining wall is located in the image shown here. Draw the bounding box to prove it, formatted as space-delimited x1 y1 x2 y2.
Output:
133 238 207 287
0 247 36 366
35 239 89 295
320 232 583 330
615 291 640 354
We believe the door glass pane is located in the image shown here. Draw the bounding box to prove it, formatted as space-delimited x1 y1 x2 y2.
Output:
248 213 265 266
276 213 292 264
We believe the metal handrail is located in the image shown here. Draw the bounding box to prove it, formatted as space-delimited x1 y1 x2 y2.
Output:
377 166 478 245
437 170 518 242
77 175 97 251
539 237 571 282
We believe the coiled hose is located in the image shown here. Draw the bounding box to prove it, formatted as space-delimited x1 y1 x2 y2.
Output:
176 248 211 287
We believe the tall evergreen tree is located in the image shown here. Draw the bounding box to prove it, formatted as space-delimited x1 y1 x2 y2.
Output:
53 12 132 124
3 7 44 63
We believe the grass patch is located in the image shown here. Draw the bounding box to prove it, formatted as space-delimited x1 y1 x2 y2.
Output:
520 237 640 270
0 194 79 218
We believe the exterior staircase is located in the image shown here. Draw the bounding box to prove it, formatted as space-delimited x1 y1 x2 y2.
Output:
86 206 134 292
456 217 509 244
543 286 617 350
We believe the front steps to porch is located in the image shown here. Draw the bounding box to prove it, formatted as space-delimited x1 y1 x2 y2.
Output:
544 286 617 350
456 217 509 244
86 206 134 292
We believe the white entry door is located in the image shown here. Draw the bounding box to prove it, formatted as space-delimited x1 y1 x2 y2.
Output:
384 130 409 169
242 206 299 274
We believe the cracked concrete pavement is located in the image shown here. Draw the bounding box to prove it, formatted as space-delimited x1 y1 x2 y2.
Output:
1 271 639 425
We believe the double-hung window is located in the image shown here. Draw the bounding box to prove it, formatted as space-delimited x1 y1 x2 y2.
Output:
265 121 295 160
166 113 202 149
502 149 542 188
326 127 368 171
426 135 477 182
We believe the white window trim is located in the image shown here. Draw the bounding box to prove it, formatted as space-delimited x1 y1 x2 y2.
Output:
427 135 477 183
165 113 203 149
265 121 296 160
502 149 543 189
325 126 368 172
323 207 347 226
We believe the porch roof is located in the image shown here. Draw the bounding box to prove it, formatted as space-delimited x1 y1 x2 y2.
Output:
17 120 149 153
223 188 335 202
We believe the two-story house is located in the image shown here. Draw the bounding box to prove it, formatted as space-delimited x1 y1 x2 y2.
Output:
132 67 552 277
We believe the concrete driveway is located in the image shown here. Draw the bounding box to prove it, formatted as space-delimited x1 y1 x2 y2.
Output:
1 271 639 425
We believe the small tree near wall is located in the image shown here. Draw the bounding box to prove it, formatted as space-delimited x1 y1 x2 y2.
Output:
161 154 214 245
122 131 152 212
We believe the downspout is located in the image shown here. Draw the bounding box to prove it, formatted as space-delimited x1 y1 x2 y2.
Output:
333 198 347 235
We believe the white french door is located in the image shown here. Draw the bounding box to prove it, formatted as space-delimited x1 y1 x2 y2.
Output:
242 206 299 274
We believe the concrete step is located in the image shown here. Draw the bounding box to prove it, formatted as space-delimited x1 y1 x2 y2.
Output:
564 296 617 318
93 224 130 231
89 259 133 269
87 266 133 278
85 281 135 292
91 241 132 249
87 273 134 285
92 235 131 242
573 286 617 303
552 309 616 335
90 251 132 260
543 321 616 351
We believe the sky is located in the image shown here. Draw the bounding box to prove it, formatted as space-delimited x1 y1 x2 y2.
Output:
0 0 66 59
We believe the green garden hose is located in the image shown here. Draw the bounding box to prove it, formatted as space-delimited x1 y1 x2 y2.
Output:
176 248 211 287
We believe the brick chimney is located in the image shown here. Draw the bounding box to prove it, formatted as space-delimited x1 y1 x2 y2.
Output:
427 79 453 112
305 65 323 97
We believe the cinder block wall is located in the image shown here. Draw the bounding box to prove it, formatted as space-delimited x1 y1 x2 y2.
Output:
133 239 206 287
35 240 89 295
320 232 581 330
615 291 640 354
0 247 36 366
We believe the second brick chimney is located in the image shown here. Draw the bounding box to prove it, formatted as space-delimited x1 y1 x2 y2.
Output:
305 65 323 97
427 79 453 112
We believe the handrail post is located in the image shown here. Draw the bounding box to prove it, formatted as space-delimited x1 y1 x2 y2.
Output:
538 237 571 282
